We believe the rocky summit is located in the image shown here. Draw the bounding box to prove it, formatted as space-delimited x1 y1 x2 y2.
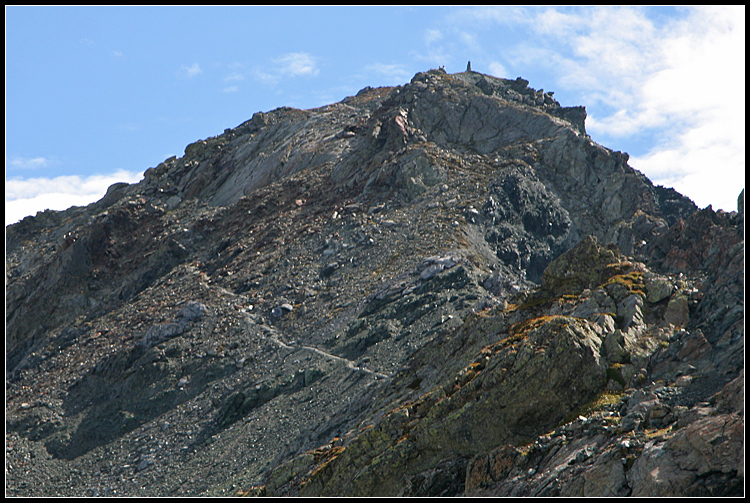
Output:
5 68 744 497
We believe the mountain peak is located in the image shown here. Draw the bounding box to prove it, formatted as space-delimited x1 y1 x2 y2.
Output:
6 68 743 497
131 68 591 214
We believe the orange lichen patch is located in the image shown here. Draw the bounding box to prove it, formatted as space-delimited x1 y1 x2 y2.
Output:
518 290 586 313
411 388 444 417
309 445 346 479
445 360 486 396
600 260 633 280
471 308 494 318
237 487 263 497
515 443 533 457
602 271 645 296
508 315 567 339
477 315 573 359
644 426 676 440
504 303 520 313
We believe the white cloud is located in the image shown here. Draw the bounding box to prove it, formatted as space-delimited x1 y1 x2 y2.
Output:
5 170 144 226
253 52 319 85
275 52 319 77
488 61 508 78
450 6 528 28
223 86 239 93
533 7 587 38
597 6 744 211
9 156 49 170
630 136 745 212
253 69 277 85
448 6 744 211
180 63 203 78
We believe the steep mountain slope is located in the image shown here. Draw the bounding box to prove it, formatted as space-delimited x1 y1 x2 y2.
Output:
6 68 743 497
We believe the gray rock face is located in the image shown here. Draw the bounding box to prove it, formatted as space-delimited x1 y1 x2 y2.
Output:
5 68 742 498
628 413 744 496
481 164 573 282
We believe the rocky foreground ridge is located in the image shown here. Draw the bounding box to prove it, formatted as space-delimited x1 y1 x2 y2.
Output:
5 68 744 496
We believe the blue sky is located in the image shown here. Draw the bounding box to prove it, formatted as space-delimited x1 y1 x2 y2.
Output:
6 6 745 225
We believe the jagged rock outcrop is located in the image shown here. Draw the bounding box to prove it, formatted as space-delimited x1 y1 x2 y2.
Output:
6 68 743 497
258 233 743 497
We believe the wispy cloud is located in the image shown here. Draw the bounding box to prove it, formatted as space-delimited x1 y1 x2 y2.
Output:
488 61 508 78
5 170 144 226
224 73 245 82
414 20 496 68
413 27 452 65
9 156 50 170
275 52 319 77
253 52 320 85
557 6 745 211
180 63 203 79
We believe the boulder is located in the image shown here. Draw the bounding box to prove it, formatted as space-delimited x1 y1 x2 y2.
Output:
646 277 673 303
137 323 184 349
271 303 294 318
176 301 208 322
540 235 620 295
664 295 689 327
